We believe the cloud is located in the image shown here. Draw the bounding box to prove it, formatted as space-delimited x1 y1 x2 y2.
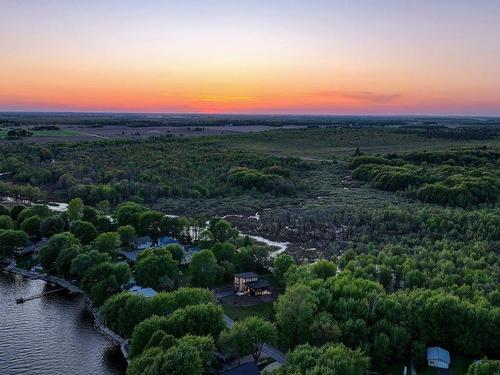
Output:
312 90 401 103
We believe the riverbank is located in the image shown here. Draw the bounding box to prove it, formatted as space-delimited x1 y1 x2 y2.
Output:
2 263 129 363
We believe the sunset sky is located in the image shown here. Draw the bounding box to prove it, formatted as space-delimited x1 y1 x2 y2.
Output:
1 0 499 115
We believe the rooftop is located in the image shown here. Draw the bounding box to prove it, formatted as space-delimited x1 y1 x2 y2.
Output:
234 272 259 279
221 362 261 375
128 286 158 298
246 280 271 289
426 347 450 364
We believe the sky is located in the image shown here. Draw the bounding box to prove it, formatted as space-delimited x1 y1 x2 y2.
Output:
1 0 499 115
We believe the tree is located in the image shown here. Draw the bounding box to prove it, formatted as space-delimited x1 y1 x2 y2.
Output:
130 315 171 357
275 343 369 375
101 292 152 338
166 244 185 263
118 225 136 248
466 359 500 375
67 198 84 221
55 245 81 278
220 316 276 364
70 250 111 279
211 242 236 263
20 215 41 239
310 259 337 280
82 206 98 224
82 261 130 304
275 283 318 347
94 232 119 255
70 220 98 244
39 215 65 238
273 253 294 287
9 205 25 220
115 201 147 227
189 250 218 287
135 247 178 290
138 211 163 244
0 230 29 257
38 232 79 271
165 303 225 339
0 215 14 230
211 219 238 243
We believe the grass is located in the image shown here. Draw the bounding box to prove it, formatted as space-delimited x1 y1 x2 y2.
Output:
223 302 275 322
219 127 500 159
385 354 473 375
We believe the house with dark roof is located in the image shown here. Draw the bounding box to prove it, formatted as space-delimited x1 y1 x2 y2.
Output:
221 362 261 375
234 272 271 296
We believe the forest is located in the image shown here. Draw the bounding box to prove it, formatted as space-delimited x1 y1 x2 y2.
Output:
1 123 500 374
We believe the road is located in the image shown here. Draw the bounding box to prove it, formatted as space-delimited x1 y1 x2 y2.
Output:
222 314 286 364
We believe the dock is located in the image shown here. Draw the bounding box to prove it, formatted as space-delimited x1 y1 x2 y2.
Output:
16 287 66 303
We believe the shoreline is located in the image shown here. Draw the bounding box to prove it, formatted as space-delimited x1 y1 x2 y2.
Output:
1 264 129 363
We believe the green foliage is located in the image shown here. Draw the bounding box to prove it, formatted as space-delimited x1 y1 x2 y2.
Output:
467 359 500 375
70 220 98 244
55 245 81 278
188 249 218 287
310 259 337 280
38 232 79 271
275 343 370 375
117 225 136 247
274 283 318 347
67 198 84 221
0 215 14 230
135 247 178 290
70 250 111 279
129 303 224 359
219 316 276 363
350 148 500 207
20 215 41 238
273 253 294 287
39 215 65 238
93 232 119 255
101 287 215 339
0 229 29 257
101 292 152 338
81 261 130 304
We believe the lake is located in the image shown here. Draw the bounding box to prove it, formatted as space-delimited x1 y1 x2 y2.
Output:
0 271 126 375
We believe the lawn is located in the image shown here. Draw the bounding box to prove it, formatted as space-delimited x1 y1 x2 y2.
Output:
223 302 275 322
385 354 473 375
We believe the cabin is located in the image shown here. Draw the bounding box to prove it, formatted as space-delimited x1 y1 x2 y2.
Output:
234 272 271 296
426 347 450 369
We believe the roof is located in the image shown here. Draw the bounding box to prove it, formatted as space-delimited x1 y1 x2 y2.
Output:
221 362 261 375
234 272 259 279
426 347 450 364
246 280 271 289
129 286 158 298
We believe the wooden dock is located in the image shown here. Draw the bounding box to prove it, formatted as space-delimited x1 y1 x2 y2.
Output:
16 287 66 303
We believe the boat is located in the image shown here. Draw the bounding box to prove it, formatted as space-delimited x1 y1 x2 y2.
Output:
16 297 25 304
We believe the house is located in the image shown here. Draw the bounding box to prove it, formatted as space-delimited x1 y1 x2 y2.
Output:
427 347 451 369
221 362 261 375
120 235 182 262
17 238 48 256
128 285 158 298
234 272 271 296
181 246 200 265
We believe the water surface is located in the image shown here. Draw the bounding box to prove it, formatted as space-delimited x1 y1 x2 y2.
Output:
0 271 126 375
